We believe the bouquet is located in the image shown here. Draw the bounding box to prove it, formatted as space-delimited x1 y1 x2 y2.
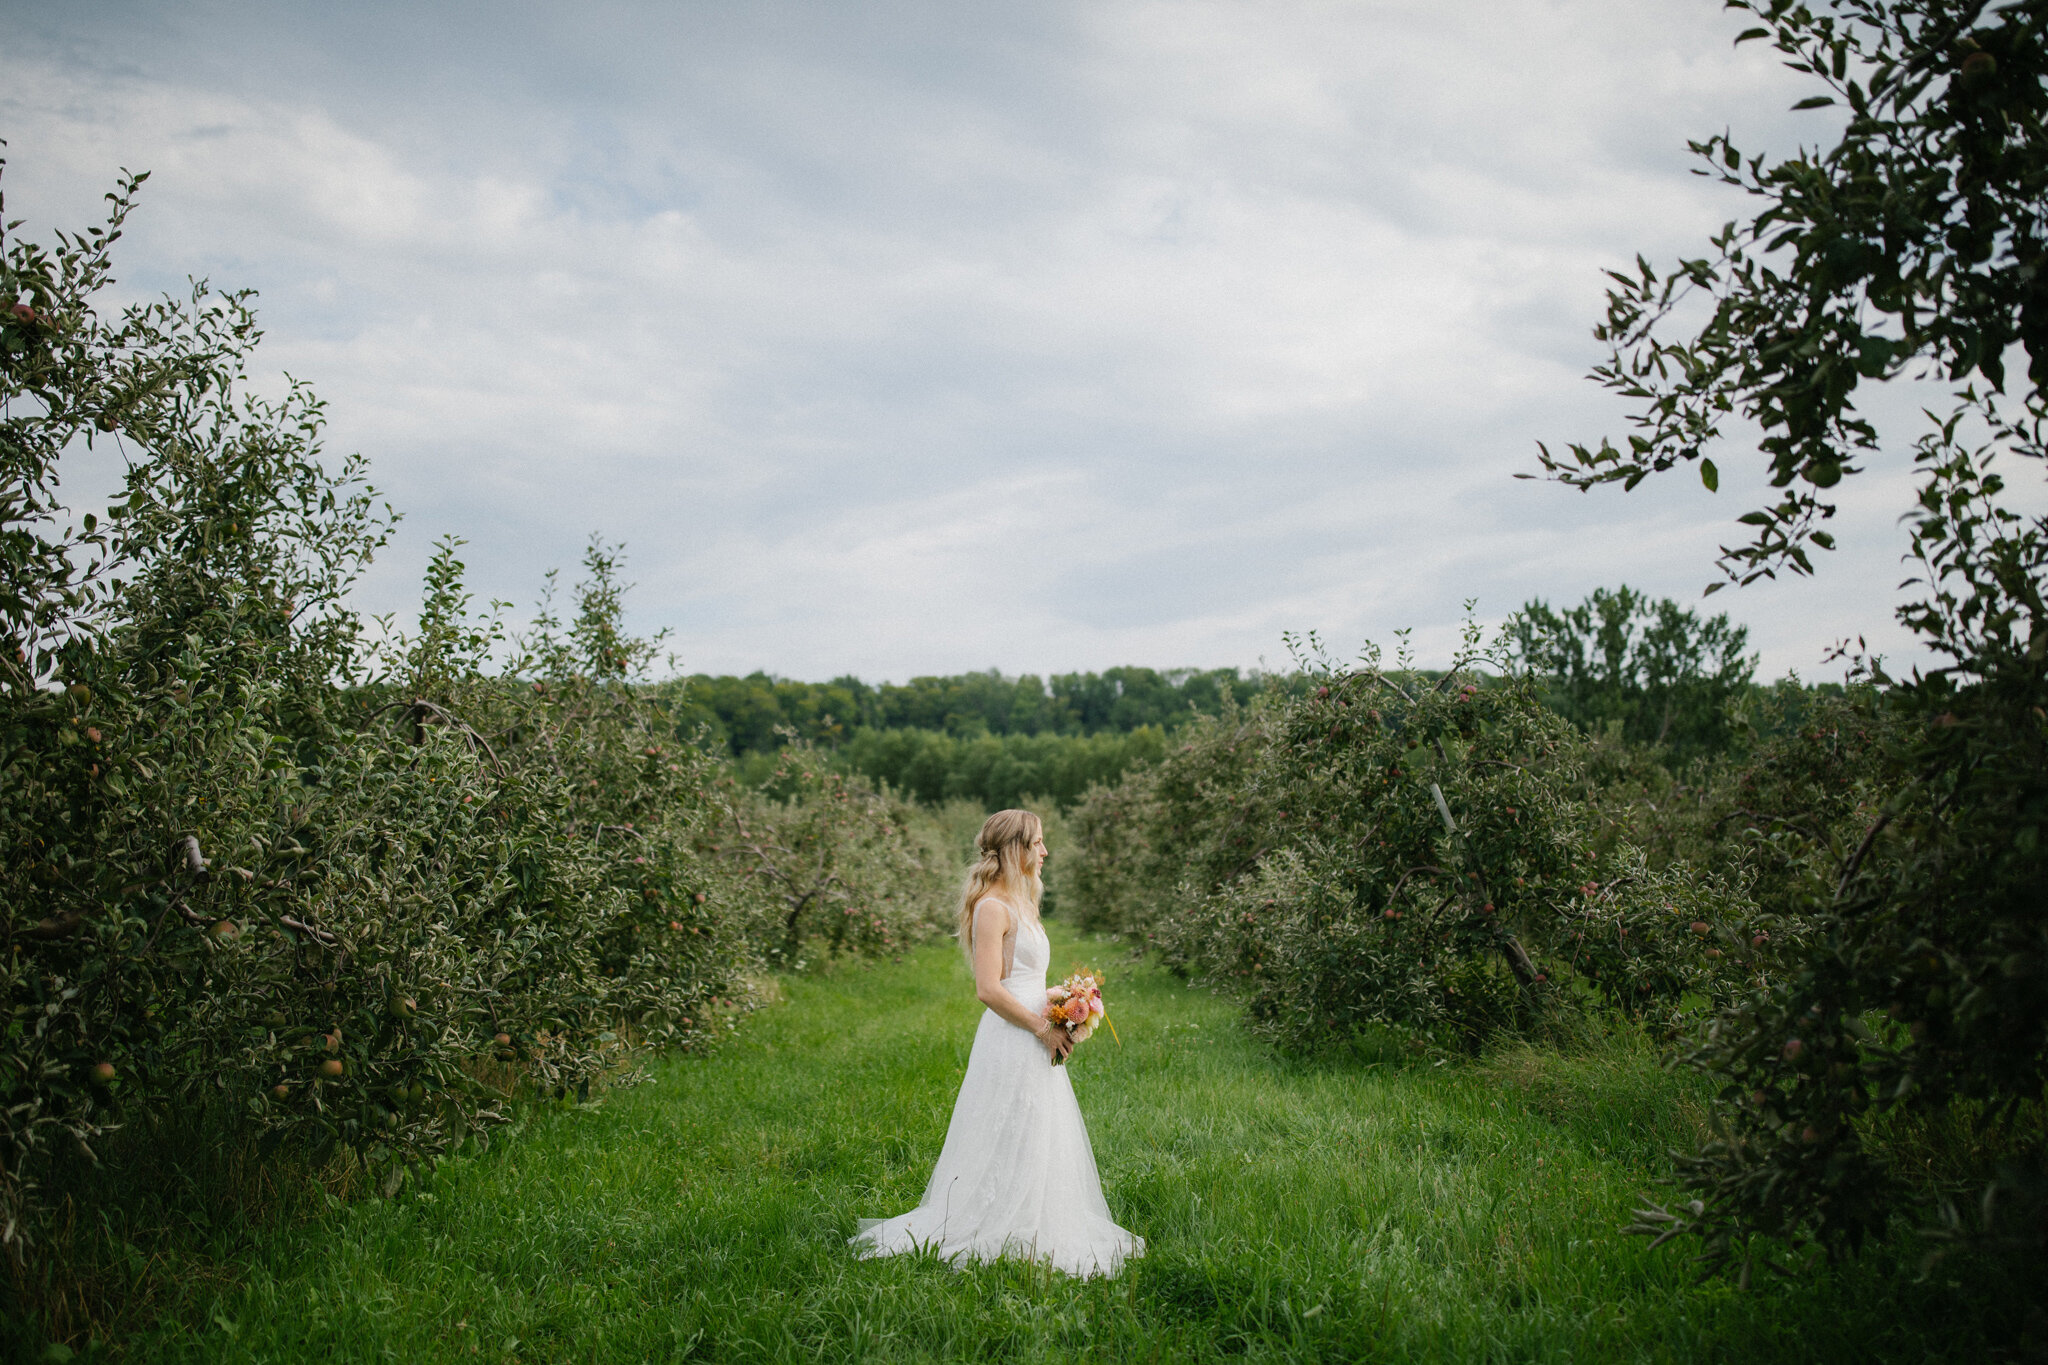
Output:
1043 969 1116 1066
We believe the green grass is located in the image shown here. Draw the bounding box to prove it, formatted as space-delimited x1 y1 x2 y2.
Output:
115 931 2015 1363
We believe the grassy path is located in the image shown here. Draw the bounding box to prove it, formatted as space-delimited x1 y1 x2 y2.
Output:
132 933 2000 1362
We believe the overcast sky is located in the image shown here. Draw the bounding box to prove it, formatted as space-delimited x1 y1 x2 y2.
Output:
0 0 1966 681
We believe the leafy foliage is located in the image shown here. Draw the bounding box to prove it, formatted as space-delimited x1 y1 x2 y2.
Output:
0 162 951 1341
1069 626 1771 1052
1536 0 2048 587
833 724 1169 812
1510 585 1758 761
713 751 954 968
662 666 1277 755
1526 0 2048 1281
1635 417 2048 1278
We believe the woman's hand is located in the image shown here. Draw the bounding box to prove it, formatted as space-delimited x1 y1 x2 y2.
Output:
1037 1020 1073 1061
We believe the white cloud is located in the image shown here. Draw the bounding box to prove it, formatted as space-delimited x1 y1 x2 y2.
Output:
0 0 1986 683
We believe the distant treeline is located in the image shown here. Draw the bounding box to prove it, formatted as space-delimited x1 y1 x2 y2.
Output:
656 666 1289 754
836 727 1169 811
659 590 1802 811
652 667 1294 811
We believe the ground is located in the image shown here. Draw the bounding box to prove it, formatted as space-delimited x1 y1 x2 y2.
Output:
127 931 2007 1362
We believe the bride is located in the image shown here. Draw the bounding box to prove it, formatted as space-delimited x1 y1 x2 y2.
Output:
850 809 1144 1278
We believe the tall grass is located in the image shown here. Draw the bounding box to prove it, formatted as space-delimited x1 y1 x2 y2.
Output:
118 937 2019 1362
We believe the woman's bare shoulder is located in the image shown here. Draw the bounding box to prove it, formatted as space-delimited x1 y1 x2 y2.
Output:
972 894 1015 926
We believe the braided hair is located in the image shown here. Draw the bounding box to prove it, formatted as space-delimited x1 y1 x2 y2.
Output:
956 809 1043 966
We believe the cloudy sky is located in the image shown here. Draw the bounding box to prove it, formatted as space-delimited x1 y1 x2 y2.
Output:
0 1 1957 681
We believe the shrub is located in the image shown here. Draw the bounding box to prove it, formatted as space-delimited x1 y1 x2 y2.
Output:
1069 627 1770 1051
0 160 944 1345
1637 440 2048 1278
711 748 956 968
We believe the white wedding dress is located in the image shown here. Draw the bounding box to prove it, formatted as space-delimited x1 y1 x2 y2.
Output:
850 911 1143 1278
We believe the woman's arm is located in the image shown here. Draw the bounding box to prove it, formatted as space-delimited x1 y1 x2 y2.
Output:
971 897 1071 1060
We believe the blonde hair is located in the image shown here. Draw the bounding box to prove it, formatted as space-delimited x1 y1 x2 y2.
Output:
957 809 1043 965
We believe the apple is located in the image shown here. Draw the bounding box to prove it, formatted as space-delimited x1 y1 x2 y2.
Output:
273 1083 291 1100
92 1062 117 1084
320 1058 345 1077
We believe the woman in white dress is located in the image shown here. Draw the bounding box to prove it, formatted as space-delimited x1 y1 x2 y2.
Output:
851 809 1144 1278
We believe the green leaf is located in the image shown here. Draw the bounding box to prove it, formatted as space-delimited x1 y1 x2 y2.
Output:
1700 459 1719 493
1733 26 1771 44
1791 96 1835 110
